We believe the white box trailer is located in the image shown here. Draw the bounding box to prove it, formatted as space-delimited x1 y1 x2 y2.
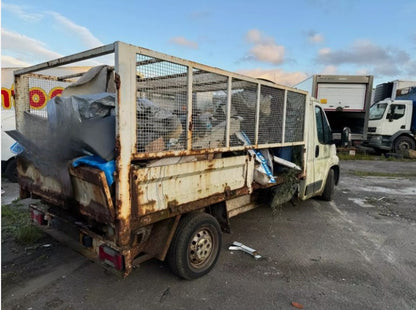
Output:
11 41 339 279
296 75 374 144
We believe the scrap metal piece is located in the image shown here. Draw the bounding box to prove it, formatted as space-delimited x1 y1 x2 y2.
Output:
228 241 262 260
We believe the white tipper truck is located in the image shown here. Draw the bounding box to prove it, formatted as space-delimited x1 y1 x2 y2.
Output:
10 41 339 279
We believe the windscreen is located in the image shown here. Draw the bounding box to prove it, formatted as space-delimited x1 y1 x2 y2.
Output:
369 102 387 120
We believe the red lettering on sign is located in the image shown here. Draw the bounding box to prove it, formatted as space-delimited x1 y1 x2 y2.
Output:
1 88 11 109
49 87 63 99
29 87 47 109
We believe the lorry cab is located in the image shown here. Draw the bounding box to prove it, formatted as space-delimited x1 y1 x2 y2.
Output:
367 99 415 152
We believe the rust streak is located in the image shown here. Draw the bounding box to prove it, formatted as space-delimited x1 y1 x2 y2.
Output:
132 186 250 228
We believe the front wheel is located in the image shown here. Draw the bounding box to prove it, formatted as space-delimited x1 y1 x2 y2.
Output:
393 136 415 153
321 169 335 201
167 212 222 280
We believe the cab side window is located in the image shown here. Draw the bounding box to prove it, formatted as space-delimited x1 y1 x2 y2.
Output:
315 106 332 144
387 104 405 120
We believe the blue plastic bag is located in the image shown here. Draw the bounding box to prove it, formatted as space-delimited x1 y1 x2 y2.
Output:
72 155 115 186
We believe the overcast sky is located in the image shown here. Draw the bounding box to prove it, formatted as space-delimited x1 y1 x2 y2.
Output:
2 0 416 86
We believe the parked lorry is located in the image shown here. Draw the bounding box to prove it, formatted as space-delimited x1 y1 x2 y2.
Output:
10 41 339 279
295 75 374 145
2 66 90 181
365 86 416 152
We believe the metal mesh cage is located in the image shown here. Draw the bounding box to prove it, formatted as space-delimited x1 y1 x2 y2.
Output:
191 69 228 150
230 79 257 147
258 85 285 145
136 54 188 152
285 91 306 142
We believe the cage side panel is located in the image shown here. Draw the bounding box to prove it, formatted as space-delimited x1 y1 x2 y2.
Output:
258 86 285 145
285 91 306 143
136 54 188 153
192 69 229 150
229 79 258 146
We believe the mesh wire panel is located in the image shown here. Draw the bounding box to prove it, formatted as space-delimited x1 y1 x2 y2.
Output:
258 85 285 145
191 69 228 150
27 77 73 118
230 79 257 147
136 54 188 152
285 91 306 142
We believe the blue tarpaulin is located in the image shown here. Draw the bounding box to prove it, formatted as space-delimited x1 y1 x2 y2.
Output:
72 155 115 186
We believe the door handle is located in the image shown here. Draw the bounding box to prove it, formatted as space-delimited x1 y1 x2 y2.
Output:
315 145 320 158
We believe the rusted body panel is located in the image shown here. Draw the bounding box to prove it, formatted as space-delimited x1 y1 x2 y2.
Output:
70 166 115 223
131 155 252 216
17 158 68 207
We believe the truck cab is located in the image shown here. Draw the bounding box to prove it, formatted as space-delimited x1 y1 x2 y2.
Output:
367 99 416 152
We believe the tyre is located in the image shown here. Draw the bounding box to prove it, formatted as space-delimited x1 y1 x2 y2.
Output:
4 157 18 183
167 212 222 280
321 169 335 201
393 136 415 153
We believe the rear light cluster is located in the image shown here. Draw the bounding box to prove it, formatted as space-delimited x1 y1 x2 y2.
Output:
99 245 124 270
29 206 124 272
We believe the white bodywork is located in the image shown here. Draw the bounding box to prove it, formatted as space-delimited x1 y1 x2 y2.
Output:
368 99 413 136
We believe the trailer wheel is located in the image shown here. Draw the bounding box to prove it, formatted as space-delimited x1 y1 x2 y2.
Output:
167 212 222 280
321 169 335 201
393 136 415 153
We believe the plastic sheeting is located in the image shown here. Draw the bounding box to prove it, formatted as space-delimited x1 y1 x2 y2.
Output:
47 93 116 161
72 156 115 186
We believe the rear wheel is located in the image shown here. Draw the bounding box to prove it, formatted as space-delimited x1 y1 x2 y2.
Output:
393 136 415 153
167 212 222 280
321 169 335 201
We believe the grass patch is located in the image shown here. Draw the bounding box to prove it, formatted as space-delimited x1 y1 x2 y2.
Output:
1 203 43 245
15 225 43 244
352 171 416 177
337 152 378 161
337 149 415 161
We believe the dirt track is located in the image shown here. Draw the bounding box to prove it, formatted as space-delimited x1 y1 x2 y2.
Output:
2 159 416 310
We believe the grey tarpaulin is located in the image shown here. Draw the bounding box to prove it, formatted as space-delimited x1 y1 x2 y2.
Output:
47 93 116 161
